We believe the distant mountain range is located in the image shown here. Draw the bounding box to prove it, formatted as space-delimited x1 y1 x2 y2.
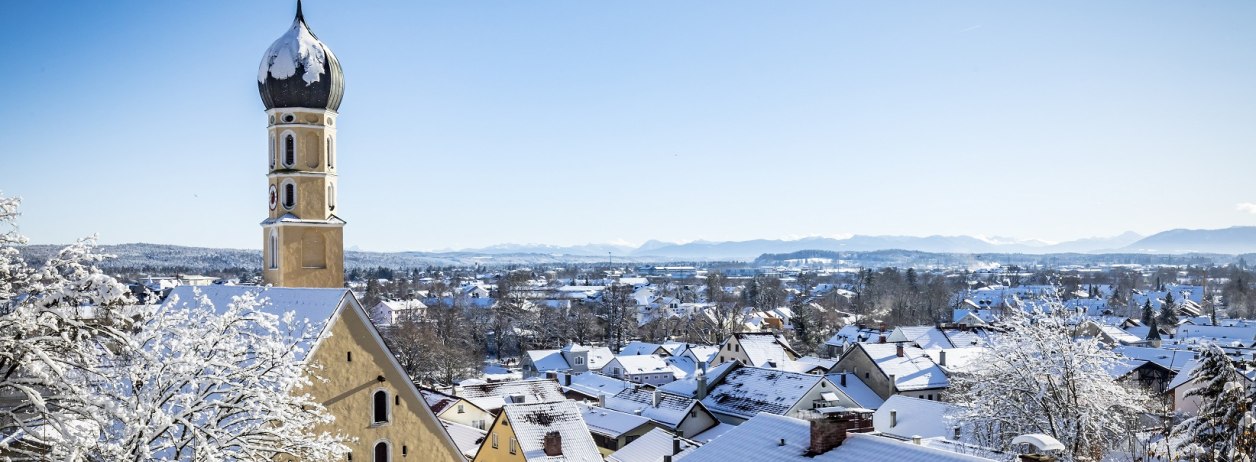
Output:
455 227 1256 260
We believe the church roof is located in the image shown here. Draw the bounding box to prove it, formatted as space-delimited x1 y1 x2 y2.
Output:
257 1 344 111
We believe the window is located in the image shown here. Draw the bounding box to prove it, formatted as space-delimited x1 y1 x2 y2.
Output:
491 433 498 449
575 356 584 365
269 133 276 169
690 409 697 418
283 133 295 167
373 390 389 424
347 351 352 362
509 437 517 455
328 184 335 211
395 395 400 406
268 230 278 269
373 441 388 462
283 182 295 209
327 135 335 168
457 404 465 414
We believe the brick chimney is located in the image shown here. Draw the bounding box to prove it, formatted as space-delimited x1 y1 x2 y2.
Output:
543 431 562 457
807 413 847 455
896 343 905 358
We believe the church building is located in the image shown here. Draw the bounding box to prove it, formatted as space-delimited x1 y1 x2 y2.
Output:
258 0 346 289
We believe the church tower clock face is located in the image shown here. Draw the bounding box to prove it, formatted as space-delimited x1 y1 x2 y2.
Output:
268 184 278 211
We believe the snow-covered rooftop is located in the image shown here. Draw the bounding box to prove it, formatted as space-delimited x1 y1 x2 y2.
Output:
679 414 998 462
457 379 564 412
562 372 633 400
605 388 699 429
701 365 825 419
606 427 698 462
501 401 603 461
858 343 949 391
825 372 885 410
734 332 798 367
577 402 653 439
873 395 965 441
162 285 348 362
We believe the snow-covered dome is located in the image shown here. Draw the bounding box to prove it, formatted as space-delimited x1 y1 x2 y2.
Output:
257 1 344 111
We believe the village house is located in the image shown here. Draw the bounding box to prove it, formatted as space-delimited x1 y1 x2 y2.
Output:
455 379 566 415
421 388 493 431
603 355 680 385
709 332 799 368
577 402 657 454
603 387 720 439
831 343 950 401
472 401 602 462
605 427 699 462
519 343 614 378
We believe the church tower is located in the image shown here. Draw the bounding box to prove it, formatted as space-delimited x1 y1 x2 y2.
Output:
257 1 345 288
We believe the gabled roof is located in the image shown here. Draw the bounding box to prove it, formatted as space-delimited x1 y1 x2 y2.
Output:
732 332 799 367
886 326 954 350
607 427 699 462
458 379 564 411
561 372 633 400
873 395 964 440
442 420 487 459
701 366 827 419
679 414 998 462
500 401 603 461
609 355 674 375
855 343 949 391
1113 346 1196 371
525 349 572 372
419 388 461 415
824 372 885 410
577 402 654 439
620 341 669 356
657 362 738 398
163 285 347 363
605 388 701 429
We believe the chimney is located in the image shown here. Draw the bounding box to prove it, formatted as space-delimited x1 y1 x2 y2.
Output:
565 373 572 386
912 435 922 445
939 350 947 367
696 373 709 400
839 372 847 387
597 394 606 408
543 431 562 457
896 343 905 358
879 335 887 344
546 371 557 381
663 457 672 462
889 410 897 428
698 361 707 375
888 374 896 396
807 413 847 455
652 390 662 408
672 437 681 455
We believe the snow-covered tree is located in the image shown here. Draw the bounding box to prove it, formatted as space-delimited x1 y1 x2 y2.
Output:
0 194 132 459
0 193 347 461
947 302 1151 461
1167 345 1256 461
92 290 349 461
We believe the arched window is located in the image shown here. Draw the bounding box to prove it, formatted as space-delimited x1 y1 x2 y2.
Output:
328 183 335 211
373 390 389 424
268 230 278 269
269 133 276 169
373 441 389 462
327 135 335 168
283 133 295 167
283 182 295 209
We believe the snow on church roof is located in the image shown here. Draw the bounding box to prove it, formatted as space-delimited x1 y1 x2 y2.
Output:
258 4 332 85
162 285 349 362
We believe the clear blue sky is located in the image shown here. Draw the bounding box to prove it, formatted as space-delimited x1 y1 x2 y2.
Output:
2 1 1255 251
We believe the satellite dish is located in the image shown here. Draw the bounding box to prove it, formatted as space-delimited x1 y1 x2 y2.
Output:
1011 434 1066 451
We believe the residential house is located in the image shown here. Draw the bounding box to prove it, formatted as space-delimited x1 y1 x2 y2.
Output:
831 343 949 401
693 364 854 424
369 299 428 326
421 388 493 430
710 332 799 368
603 355 680 386
164 285 463 461
555 372 633 403
577 402 657 454
603 387 719 439
679 411 998 462
472 401 602 462
606 427 699 462
456 379 566 415
1166 359 1256 416
519 343 613 378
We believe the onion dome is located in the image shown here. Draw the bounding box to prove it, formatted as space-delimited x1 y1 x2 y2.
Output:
257 1 344 111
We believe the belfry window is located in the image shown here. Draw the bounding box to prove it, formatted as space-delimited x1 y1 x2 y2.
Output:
268 230 278 269
327 135 335 168
269 134 276 169
328 184 335 211
373 390 389 424
283 183 295 209
283 134 295 167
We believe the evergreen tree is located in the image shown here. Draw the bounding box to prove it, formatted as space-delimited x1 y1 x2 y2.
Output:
1168 345 1256 461
1159 293 1178 327
1141 299 1154 326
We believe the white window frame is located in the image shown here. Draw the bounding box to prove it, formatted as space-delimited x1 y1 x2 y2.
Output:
280 130 297 168
371 439 391 462
269 133 276 169
268 229 278 270
281 179 297 211
327 134 335 168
